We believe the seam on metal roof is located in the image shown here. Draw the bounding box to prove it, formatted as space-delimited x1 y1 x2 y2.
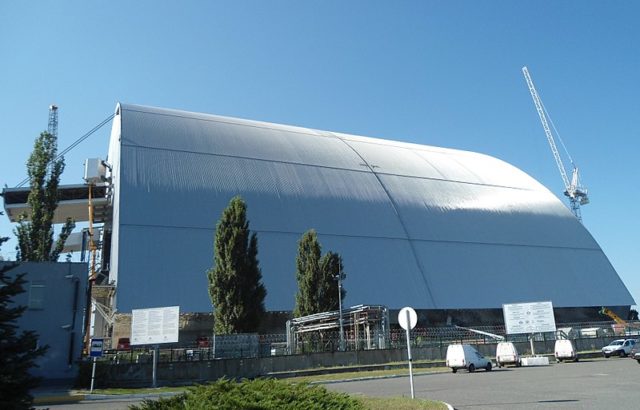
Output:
119 140 539 193
331 131 437 307
118 222 599 252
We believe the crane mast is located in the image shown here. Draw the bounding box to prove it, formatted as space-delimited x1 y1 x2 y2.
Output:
522 66 589 222
48 104 58 138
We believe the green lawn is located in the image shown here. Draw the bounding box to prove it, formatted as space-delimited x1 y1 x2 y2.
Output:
83 367 450 395
287 367 450 383
360 396 448 410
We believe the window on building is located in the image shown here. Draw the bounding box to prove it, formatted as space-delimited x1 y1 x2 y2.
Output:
29 281 45 309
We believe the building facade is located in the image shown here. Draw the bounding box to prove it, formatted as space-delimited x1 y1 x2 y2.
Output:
1 262 88 382
103 103 634 318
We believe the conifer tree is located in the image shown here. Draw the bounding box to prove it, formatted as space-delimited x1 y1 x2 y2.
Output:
0 219 48 409
207 196 266 334
294 230 346 317
319 251 346 312
293 230 322 317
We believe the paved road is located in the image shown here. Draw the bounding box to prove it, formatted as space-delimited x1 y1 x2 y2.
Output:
327 357 640 409
36 398 144 410
36 357 639 409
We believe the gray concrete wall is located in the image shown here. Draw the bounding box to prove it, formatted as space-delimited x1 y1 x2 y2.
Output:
2 261 88 382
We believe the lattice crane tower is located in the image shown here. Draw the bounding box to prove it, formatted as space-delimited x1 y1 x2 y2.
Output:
48 104 59 138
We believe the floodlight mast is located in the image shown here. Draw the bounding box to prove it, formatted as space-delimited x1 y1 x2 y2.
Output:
522 66 589 222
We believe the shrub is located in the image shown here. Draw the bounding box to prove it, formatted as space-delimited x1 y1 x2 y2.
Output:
129 378 365 410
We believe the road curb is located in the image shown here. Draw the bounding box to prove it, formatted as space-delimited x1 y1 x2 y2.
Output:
33 394 85 405
83 391 183 401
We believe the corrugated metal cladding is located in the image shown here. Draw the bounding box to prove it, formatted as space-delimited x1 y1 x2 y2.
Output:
107 103 634 313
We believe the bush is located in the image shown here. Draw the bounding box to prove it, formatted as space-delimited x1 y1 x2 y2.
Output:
129 378 365 410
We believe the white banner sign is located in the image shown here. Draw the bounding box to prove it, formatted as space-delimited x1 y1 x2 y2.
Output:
503 301 556 334
131 306 180 345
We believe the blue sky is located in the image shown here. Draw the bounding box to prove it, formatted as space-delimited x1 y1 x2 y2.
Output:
1 2 638 306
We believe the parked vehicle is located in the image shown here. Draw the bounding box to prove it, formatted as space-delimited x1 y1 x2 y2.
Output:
554 339 578 362
196 336 210 348
495 342 521 368
634 351 640 364
116 337 131 350
446 344 492 373
601 339 637 358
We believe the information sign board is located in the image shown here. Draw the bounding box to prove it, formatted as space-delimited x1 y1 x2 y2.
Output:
503 301 556 334
131 306 180 345
89 338 104 357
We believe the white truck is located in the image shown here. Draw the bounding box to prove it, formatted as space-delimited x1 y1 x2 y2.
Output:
495 342 521 368
446 344 492 373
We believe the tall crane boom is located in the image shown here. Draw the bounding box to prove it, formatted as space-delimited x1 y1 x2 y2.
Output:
522 66 589 222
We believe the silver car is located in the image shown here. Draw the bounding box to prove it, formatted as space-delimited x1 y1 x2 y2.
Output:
602 339 637 358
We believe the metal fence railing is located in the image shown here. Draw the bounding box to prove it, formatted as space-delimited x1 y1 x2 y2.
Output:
97 320 640 364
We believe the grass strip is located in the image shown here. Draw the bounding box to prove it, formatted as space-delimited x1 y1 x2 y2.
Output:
360 396 449 410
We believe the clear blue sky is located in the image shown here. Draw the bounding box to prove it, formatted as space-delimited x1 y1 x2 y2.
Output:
1 2 638 306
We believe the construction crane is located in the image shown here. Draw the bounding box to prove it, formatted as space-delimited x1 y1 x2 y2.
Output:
599 307 640 335
522 67 589 222
599 307 626 325
48 104 59 137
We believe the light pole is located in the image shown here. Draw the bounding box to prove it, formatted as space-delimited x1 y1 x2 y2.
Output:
335 265 345 351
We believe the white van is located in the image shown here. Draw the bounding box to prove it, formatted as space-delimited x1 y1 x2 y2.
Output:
496 342 521 368
446 344 493 373
555 339 578 362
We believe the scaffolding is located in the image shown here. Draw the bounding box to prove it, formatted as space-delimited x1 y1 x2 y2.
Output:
287 305 389 354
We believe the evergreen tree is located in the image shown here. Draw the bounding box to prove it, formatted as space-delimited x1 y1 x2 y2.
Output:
293 230 322 317
207 196 266 334
0 212 7 254
0 221 48 409
294 231 346 317
243 233 267 331
319 251 346 312
15 131 75 261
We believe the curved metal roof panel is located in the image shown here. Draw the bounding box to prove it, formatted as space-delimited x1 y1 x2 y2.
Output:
108 103 634 312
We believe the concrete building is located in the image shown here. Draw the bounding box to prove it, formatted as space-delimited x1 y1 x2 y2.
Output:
1 262 88 382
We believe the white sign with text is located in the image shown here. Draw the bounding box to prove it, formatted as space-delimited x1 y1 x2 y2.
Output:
131 306 180 345
503 301 556 334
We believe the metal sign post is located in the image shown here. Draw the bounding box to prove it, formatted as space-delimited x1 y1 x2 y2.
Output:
89 338 104 393
398 307 418 399
152 345 159 388
90 357 97 393
530 333 536 356
335 267 346 352
131 306 180 387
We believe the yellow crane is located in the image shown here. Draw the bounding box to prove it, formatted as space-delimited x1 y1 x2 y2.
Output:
599 307 626 324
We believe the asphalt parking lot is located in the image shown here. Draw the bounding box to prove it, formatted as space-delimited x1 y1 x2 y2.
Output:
327 357 640 409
